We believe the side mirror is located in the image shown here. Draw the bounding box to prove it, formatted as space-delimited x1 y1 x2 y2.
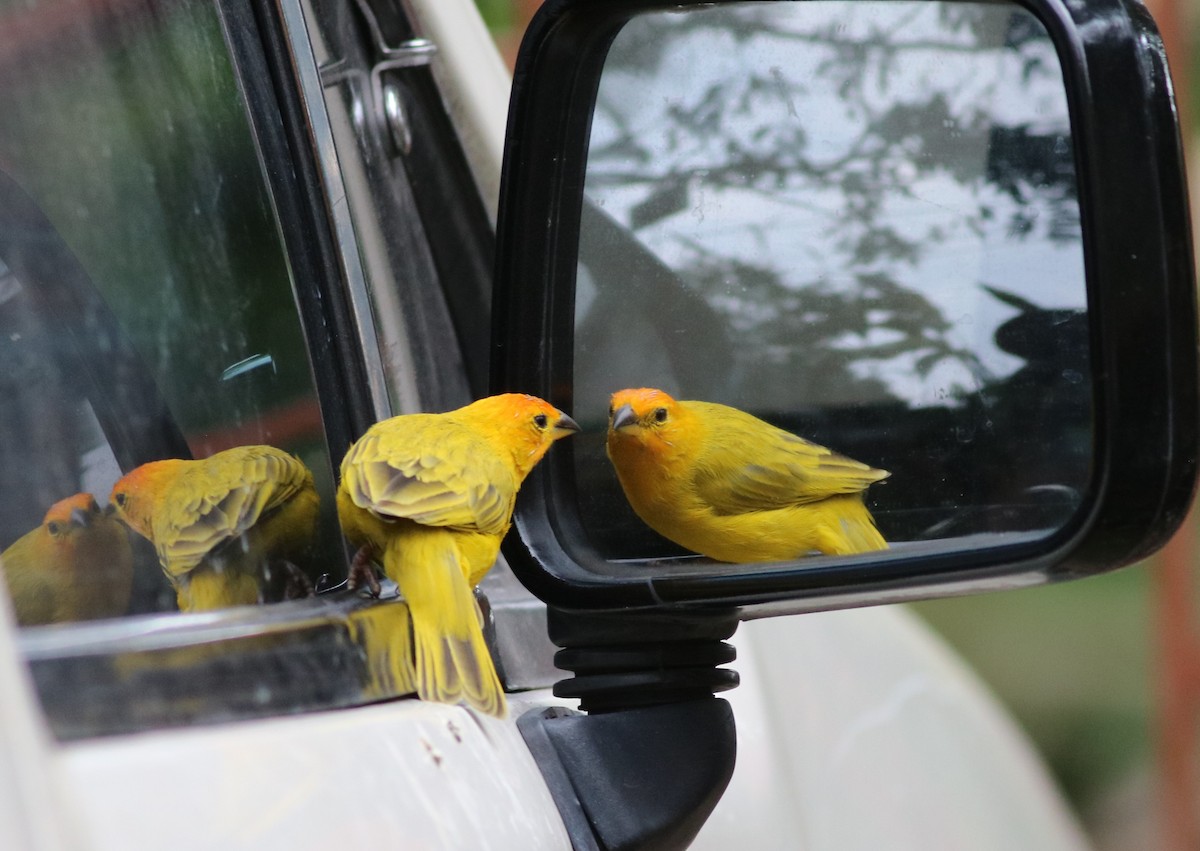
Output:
493 0 1198 614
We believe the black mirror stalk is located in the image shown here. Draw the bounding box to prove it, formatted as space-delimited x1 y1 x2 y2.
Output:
519 608 739 850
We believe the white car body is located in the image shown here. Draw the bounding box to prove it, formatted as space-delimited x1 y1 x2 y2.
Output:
0 587 1089 850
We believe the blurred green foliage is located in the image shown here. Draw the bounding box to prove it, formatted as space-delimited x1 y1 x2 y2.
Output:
473 0 517 31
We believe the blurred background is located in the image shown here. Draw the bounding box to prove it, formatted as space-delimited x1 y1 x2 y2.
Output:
472 1 1200 849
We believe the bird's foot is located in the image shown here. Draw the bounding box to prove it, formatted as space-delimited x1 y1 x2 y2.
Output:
279 561 315 600
347 545 382 598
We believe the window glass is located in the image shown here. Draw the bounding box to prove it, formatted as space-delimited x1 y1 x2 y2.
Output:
574 1 1089 562
0 0 340 622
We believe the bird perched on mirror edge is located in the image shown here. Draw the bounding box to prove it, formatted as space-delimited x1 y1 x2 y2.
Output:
336 393 579 719
606 388 889 562
0 492 133 626
109 445 320 612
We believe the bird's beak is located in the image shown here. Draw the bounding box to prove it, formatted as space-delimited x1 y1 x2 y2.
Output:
70 508 91 529
553 413 581 439
610 403 638 433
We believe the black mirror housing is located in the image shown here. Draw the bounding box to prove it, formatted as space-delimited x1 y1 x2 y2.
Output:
492 0 1199 614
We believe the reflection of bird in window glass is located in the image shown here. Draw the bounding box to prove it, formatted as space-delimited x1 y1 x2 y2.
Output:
606 388 889 561
109 445 319 612
0 492 132 626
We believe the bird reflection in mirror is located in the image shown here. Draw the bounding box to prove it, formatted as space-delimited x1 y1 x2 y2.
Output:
108 445 320 612
606 388 888 561
0 492 133 625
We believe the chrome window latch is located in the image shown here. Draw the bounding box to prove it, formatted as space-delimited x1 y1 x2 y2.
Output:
319 0 438 157
373 40 436 156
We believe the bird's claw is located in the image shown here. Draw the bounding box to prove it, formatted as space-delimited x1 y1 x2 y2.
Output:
279 561 315 600
347 545 382 598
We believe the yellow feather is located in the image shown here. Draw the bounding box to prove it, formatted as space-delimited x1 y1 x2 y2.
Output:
386 528 503 716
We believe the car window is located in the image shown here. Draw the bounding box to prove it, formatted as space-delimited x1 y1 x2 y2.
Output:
0 0 343 624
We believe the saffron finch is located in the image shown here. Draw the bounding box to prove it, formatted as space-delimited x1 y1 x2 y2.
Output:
109 445 320 612
606 388 889 561
336 393 579 717
1 493 133 625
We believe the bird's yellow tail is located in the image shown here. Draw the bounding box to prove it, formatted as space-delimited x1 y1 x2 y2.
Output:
385 531 506 718
815 496 888 555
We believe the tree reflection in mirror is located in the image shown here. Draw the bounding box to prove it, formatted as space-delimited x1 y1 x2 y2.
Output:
573 1 1088 563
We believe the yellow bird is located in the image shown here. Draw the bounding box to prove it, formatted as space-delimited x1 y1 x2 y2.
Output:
606 387 889 562
1 493 133 626
336 393 579 717
109 445 320 612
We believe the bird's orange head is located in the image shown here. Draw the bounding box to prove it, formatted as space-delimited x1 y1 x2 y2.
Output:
606 388 690 457
458 393 580 479
108 459 187 541
42 493 101 542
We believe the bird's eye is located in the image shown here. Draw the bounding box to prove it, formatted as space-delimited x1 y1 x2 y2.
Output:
608 404 614 420
113 493 126 507
654 407 668 423
534 413 548 429
46 521 61 536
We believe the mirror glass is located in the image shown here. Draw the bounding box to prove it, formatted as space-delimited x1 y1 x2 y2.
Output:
573 1 1089 565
